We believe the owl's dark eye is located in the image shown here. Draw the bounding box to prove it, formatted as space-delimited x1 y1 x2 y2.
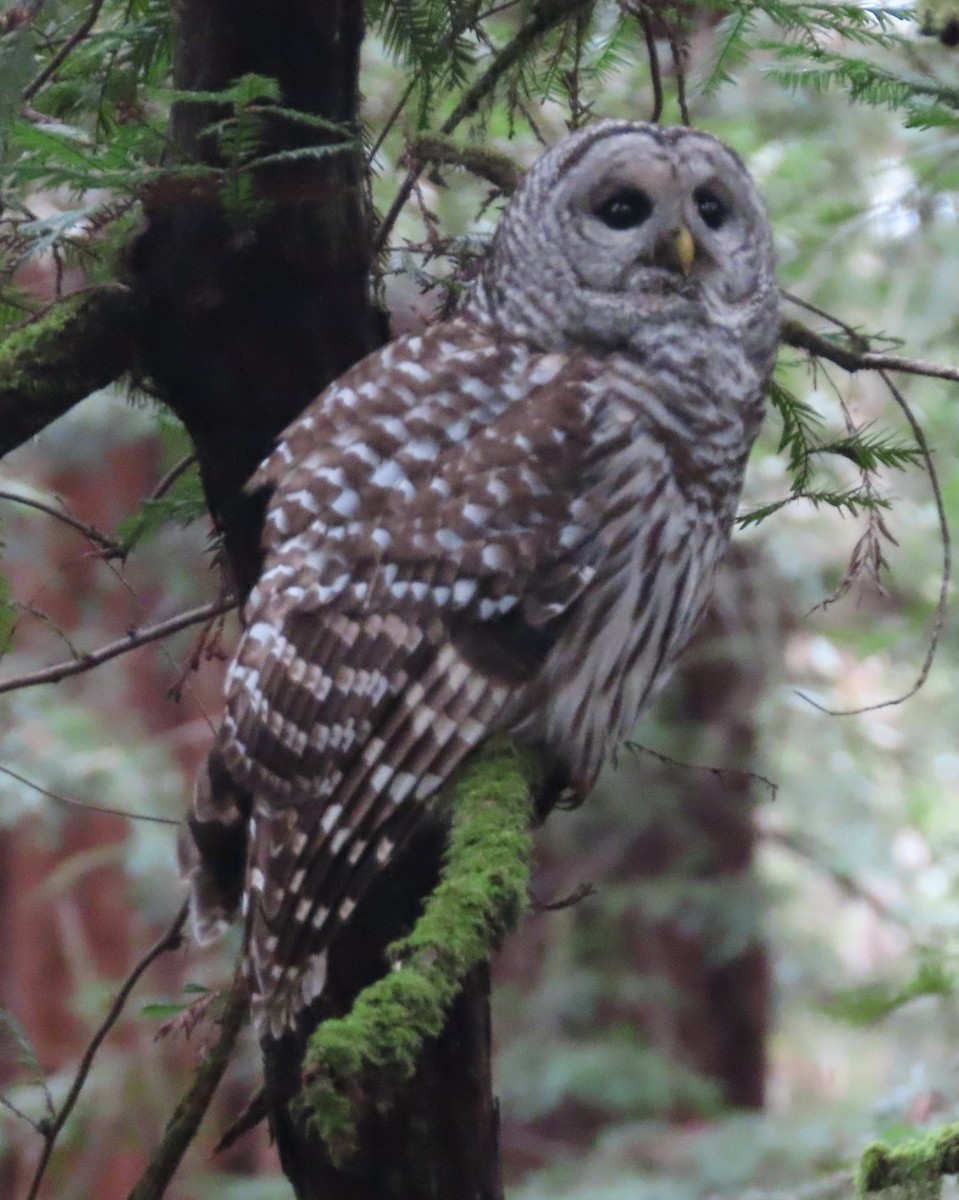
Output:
694 187 729 230
594 189 653 230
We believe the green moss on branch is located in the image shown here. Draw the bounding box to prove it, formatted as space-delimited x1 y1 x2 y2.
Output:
858 1121 959 1196
0 284 136 460
299 739 540 1162
408 135 521 193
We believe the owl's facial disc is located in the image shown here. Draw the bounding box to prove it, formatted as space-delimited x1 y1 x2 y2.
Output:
557 131 758 307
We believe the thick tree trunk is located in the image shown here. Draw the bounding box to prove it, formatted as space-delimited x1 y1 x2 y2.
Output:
129 3 504 1196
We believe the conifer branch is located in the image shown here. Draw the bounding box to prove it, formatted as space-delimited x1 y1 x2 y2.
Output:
782 316 959 385
373 0 594 254
22 0 107 101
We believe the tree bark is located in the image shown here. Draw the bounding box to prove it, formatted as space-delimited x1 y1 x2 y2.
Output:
128 2 505 1195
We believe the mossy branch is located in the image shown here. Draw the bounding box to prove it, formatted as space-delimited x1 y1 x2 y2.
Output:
298 739 540 1163
0 284 136 460
858 1122 959 1197
408 135 521 193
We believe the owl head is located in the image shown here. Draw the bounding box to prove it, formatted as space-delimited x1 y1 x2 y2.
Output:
469 121 779 378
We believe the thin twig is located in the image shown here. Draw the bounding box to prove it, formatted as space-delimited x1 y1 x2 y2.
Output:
796 371 951 717
637 10 664 123
372 0 591 255
782 290 870 350
22 0 107 102
0 1092 44 1133
25 904 191 1200
367 81 416 165
0 763 179 826
212 1087 269 1154
0 489 122 556
667 29 690 125
529 880 596 911
0 597 236 696
625 740 780 800
149 454 197 503
126 979 248 1200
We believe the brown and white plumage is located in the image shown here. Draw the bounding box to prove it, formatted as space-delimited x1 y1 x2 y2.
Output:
181 120 780 1040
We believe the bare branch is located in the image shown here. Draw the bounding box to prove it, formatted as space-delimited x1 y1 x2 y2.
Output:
0 597 236 696
126 980 248 1200
26 904 191 1200
0 763 179 826
635 9 664 123
0 488 122 556
625 740 780 800
149 454 197 503
667 28 690 125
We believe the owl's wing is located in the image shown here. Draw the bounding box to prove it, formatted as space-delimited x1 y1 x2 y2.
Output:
215 331 610 1038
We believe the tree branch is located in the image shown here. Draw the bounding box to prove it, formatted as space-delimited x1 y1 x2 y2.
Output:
407 135 521 193
126 979 249 1200
26 904 190 1200
0 284 137 461
781 315 959 385
373 0 593 254
0 597 236 696
859 1123 959 1194
0 488 123 555
22 0 107 101
299 740 539 1163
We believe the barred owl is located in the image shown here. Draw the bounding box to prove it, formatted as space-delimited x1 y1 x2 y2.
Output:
181 120 780 1041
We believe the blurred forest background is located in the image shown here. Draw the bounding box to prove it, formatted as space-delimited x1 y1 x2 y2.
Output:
0 0 958 1197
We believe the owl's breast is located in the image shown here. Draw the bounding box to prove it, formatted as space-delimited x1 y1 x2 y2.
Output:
511 399 745 793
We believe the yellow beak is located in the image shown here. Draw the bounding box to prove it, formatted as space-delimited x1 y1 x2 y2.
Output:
672 225 696 276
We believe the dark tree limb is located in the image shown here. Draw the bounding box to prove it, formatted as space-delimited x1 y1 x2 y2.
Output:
0 284 136 460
